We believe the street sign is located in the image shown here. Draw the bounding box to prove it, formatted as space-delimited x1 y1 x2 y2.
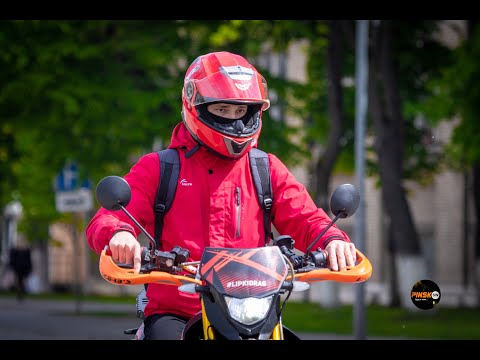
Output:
55 188 93 213
54 162 94 213
55 163 79 192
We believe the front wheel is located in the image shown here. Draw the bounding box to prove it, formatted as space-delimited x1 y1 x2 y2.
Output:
181 312 204 340
282 326 302 340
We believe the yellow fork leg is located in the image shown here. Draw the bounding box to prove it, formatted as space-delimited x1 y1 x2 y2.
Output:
270 322 284 340
201 300 215 340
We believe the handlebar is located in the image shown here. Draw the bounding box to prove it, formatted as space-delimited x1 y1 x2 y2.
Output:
99 246 372 287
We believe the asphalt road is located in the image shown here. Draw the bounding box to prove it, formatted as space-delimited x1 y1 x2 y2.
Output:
0 296 139 340
0 295 393 341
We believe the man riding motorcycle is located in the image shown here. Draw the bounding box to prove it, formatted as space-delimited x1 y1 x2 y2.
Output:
86 51 357 340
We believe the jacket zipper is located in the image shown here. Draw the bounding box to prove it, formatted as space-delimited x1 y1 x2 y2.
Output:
235 187 241 238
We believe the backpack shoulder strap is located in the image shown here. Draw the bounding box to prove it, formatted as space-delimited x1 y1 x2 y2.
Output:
154 148 180 250
248 148 273 245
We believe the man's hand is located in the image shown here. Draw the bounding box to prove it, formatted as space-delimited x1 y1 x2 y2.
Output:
325 240 357 271
109 231 142 273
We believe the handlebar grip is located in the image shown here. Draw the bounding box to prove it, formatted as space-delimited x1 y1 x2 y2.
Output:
141 246 151 265
308 250 328 268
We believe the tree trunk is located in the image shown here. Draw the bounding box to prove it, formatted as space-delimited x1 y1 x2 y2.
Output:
368 20 424 309
312 20 346 211
310 20 346 308
464 20 480 307
472 162 480 304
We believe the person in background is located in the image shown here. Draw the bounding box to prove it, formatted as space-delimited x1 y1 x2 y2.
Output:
8 235 32 301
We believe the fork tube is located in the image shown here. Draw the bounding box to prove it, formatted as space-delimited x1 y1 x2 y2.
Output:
201 299 215 340
271 322 284 340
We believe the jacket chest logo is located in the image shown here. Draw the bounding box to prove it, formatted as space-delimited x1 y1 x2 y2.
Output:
180 179 193 186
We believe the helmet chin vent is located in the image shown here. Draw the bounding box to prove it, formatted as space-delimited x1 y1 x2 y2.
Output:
225 138 251 156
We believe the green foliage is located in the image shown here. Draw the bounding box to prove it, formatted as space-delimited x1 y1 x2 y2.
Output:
0 20 313 243
0 19 474 244
421 22 480 168
0 20 227 241
368 20 454 187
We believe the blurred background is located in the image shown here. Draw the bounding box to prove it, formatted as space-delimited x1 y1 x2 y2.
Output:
0 20 479 339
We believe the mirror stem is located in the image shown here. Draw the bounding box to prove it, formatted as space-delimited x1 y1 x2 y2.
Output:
305 211 344 256
117 203 157 252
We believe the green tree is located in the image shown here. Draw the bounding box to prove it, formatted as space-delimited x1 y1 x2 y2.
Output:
421 20 480 295
212 20 457 308
365 20 453 306
0 20 226 241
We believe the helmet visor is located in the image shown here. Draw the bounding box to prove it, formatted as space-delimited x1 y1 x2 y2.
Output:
196 103 262 138
186 65 270 110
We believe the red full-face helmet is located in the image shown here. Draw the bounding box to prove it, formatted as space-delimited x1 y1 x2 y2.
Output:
181 51 270 159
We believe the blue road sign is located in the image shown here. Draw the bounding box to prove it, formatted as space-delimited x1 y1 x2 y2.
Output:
55 163 78 192
80 178 93 189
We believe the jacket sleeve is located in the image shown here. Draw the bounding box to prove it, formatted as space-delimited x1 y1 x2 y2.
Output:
268 154 351 253
86 152 160 254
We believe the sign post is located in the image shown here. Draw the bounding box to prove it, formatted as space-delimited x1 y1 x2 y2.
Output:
54 162 93 314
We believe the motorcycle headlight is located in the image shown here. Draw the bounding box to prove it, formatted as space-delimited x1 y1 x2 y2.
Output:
224 295 273 325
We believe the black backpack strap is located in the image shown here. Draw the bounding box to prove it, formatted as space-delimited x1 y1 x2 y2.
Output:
249 148 273 245
154 148 180 250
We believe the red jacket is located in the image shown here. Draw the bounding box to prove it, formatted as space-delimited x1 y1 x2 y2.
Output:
86 122 351 319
